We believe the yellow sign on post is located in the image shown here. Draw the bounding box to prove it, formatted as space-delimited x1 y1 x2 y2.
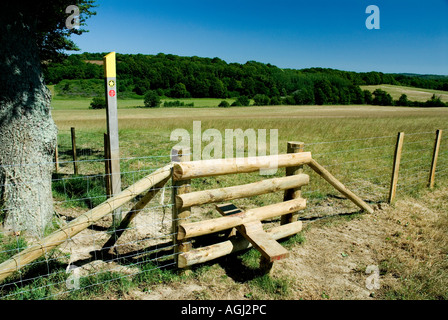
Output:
103 52 122 228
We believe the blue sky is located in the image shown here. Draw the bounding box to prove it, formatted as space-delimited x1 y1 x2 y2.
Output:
71 0 448 75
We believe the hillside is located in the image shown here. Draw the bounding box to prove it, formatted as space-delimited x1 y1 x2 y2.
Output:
361 85 448 103
43 52 448 107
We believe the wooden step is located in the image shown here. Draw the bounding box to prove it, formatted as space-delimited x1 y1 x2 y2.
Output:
240 221 289 261
216 203 289 262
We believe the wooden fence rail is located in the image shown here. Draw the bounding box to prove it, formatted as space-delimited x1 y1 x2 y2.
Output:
0 164 173 282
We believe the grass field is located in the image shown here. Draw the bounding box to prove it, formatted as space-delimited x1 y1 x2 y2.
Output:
50 95 236 110
361 84 448 102
1 93 448 300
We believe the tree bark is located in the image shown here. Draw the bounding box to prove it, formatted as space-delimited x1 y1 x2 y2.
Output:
0 14 58 237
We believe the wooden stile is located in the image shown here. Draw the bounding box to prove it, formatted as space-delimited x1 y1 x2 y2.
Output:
173 152 312 180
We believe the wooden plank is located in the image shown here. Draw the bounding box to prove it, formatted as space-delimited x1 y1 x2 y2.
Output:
172 152 312 180
177 198 306 240
216 204 289 261
388 132 405 203
104 133 112 198
176 174 309 209
307 159 374 214
428 130 443 189
240 221 289 261
0 164 173 282
103 52 122 227
54 142 59 173
282 141 305 225
171 147 192 267
178 221 302 268
71 127 78 175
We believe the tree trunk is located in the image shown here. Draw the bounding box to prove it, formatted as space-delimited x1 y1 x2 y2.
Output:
0 15 58 237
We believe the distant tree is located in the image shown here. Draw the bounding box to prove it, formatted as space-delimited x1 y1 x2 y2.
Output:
349 85 365 104
314 88 327 105
235 95 250 106
269 96 282 105
89 96 106 109
241 78 256 96
292 88 314 105
218 100 230 108
188 78 209 97
133 79 151 95
363 90 373 104
424 94 446 107
209 78 226 98
313 79 334 105
144 90 161 108
396 94 409 106
253 94 270 106
372 89 393 106
171 83 190 98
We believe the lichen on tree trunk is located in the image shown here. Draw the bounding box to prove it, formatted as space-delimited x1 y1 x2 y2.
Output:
0 16 58 237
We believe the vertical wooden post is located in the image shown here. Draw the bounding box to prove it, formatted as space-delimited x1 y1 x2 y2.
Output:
71 127 78 175
281 141 305 225
388 132 405 204
103 52 122 227
428 129 443 189
172 147 192 269
104 133 112 198
54 142 59 173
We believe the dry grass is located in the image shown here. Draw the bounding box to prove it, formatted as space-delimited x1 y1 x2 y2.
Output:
2 104 447 300
361 85 448 103
121 183 447 300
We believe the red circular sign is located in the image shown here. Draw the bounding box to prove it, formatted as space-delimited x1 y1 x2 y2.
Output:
109 90 116 97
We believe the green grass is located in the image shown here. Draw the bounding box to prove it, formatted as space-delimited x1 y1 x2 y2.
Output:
50 96 237 110
52 174 108 209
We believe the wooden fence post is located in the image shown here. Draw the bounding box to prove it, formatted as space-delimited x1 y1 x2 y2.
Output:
281 141 305 225
71 127 78 175
171 147 192 268
428 129 443 189
104 133 112 198
54 142 59 173
104 52 122 228
388 132 405 204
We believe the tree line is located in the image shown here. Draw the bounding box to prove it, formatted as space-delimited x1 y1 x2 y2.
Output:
44 52 448 107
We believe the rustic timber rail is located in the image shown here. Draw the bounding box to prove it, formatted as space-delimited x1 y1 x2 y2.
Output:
172 146 373 271
0 144 374 281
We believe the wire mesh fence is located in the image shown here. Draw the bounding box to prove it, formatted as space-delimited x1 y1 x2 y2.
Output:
0 128 446 300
